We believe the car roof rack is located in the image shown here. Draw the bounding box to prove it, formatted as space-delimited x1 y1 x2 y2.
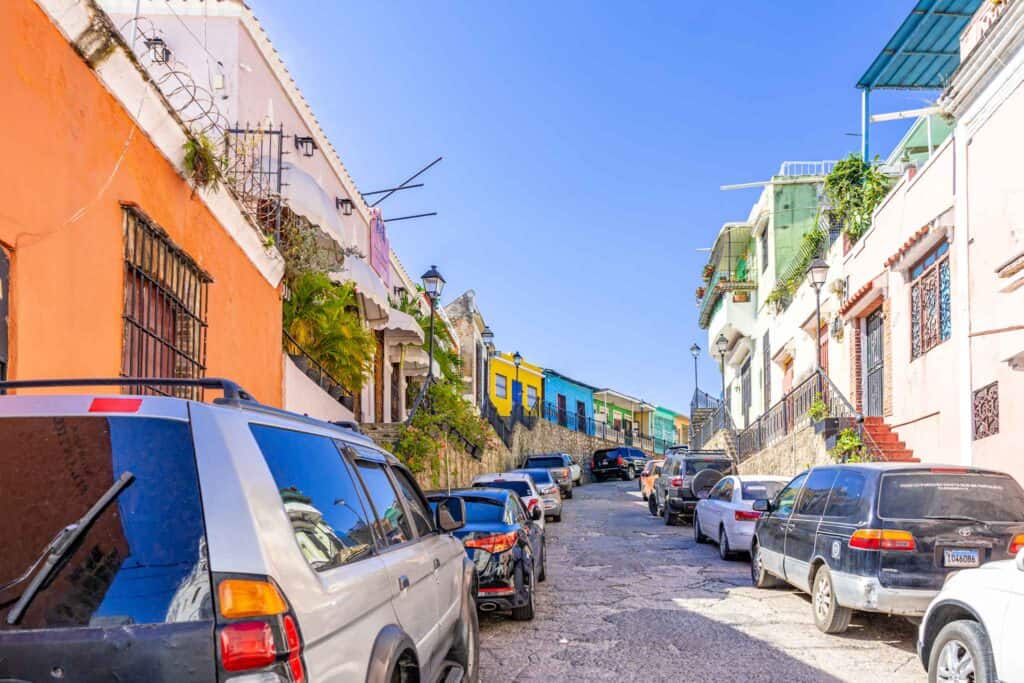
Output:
0 377 255 401
330 420 362 434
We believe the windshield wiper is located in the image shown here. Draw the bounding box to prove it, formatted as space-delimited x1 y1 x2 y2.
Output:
923 514 990 527
5 471 135 625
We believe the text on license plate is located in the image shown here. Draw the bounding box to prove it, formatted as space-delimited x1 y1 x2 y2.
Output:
943 548 980 568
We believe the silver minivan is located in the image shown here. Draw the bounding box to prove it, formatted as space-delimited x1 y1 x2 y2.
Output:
0 378 479 682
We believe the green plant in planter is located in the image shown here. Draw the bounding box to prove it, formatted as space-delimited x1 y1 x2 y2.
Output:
831 427 867 463
824 154 895 244
183 133 224 191
392 380 490 474
807 394 829 422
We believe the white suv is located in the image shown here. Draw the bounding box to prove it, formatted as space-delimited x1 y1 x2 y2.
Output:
0 378 479 682
918 549 1024 682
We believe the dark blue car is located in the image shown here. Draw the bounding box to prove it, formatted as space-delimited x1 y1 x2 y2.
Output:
750 463 1024 634
429 488 545 621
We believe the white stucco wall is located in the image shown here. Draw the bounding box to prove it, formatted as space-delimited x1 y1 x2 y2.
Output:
282 354 354 422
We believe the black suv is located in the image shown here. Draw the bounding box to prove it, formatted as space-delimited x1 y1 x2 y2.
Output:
750 463 1024 634
652 449 733 525
591 447 648 482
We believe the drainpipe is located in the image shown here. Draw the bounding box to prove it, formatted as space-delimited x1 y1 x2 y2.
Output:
861 88 871 161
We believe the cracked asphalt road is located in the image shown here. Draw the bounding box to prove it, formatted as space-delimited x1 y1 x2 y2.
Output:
479 479 923 682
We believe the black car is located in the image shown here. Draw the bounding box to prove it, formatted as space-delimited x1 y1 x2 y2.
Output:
750 463 1024 634
521 453 574 497
429 488 545 621
591 447 648 481
652 449 733 524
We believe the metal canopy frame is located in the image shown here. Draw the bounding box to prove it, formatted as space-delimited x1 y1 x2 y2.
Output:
855 0 982 160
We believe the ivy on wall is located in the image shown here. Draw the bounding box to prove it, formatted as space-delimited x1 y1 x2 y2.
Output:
823 154 895 244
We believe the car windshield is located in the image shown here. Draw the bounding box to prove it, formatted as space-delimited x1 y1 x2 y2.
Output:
741 481 785 501
475 480 531 497
432 498 506 524
518 469 553 484
879 472 1024 521
685 460 732 475
0 416 210 630
525 456 564 468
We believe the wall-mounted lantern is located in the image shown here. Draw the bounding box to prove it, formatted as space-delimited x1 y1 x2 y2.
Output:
144 37 171 63
336 197 354 216
294 136 317 157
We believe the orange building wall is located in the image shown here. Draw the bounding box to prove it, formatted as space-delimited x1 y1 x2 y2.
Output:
0 0 283 404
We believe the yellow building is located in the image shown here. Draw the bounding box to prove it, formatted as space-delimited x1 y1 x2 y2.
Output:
488 351 544 416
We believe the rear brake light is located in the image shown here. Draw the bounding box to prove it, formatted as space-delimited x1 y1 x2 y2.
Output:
670 477 682 487
219 579 288 619
617 456 624 465
1010 535 1024 554
735 510 761 521
849 529 916 551
88 397 142 413
220 621 276 671
283 615 305 683
930 467 970 473
465 531 518 554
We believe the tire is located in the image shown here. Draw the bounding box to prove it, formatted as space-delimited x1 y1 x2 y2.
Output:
927 620 996 683
750 541 782 589
638 479 643 491
538 543 547 583
812 566 853 634
623 466 635 482
718 526 735 560
693 512 709 543
449 585 480 683
663 499 679 526
566 488 573 500
550 513 562 523
511 566 535 621
648 494 659 516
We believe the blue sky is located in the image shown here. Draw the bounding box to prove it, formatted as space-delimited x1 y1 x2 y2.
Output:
249 1 935 412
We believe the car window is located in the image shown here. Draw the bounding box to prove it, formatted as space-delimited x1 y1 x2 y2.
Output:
654 464 663 476
475 479 532 497
708 478 729 501
251 425 377 571
796 469 837 517
685 459 732 475
391 468 435 537
666 458 680 477
434 497 504 524
353 461 415 547
509 495 528 524
879 472 1024 521
519 469 553 485
774 473 809 518
721 479 735 501
525 456 564 468
740 480 786 501
823 471 867 518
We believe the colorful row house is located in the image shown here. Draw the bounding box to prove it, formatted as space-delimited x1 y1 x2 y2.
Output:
487 352 544 417
541 370 597 433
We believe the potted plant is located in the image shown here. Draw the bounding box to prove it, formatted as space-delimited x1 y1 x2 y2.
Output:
732 291 750 303
696 286 706 299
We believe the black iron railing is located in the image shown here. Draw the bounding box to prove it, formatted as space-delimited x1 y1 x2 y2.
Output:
283 330 354 410
690 402 736 451
690 388 722 414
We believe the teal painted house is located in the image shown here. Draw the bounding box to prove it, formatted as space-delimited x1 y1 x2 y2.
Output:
542 370 596 433
652 406 682 454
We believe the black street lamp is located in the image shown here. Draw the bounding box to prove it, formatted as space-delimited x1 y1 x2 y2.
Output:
420 265 446 381
689 343 701 396
715 334 729 405
512 350 523 417
808 258 829 372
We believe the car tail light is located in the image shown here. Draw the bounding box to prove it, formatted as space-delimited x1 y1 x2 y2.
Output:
465 531 518 554
930 467 970 474
735 510 761 521
282 615 305 683
849 529 916 551
1009 534 1024 554
617 456 624 465
219 579 288 619
670 477 682 487
88 397 142 413
541 485 558 495
220 621 277 671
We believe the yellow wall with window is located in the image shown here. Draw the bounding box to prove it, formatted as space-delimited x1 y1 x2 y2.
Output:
488 352 544 416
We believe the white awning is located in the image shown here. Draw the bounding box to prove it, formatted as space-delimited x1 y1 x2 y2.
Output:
402 346 439 377
331 257 389 322
281 163 347 245
375 308 424 345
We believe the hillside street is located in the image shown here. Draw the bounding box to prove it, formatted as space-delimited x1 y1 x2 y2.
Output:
479 480 923 682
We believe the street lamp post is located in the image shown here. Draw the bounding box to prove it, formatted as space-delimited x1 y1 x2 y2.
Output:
808 258 829 373
420 265 446 382
715 334 728 411
512 350 522 417
689 343 701 399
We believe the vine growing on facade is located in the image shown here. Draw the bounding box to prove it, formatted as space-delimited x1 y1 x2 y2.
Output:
823 154 895 244
765 224 827 313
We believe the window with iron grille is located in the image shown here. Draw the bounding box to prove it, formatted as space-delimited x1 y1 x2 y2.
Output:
909 242 950 360
121 206 212 399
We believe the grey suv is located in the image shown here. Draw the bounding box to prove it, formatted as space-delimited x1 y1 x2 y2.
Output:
652 448 734 526
0 378 479 683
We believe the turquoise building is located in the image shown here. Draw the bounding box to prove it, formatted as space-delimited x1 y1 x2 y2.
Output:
652 406 682 454
542 370 597 434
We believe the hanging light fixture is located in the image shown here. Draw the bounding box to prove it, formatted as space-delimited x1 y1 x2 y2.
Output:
421 265 446 301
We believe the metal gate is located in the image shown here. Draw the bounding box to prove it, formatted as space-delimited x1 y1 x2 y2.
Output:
740 357 752 427
865 310 884 416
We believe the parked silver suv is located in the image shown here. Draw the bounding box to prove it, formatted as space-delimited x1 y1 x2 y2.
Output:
0 378 479 683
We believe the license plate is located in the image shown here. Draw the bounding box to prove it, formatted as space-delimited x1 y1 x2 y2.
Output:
943 548 980 568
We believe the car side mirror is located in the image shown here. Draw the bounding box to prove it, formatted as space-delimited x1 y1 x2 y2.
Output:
434 497 466 532
1017 549 1024 573
752 499 773 513
531 506 543 521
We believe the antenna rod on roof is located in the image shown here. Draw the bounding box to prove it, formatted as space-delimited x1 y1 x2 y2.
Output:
371 157 443 207
361 183 425 197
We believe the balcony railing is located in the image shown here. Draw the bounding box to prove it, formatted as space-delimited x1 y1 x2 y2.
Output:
690 388 722 414
777 161 838 177
283 330 354 410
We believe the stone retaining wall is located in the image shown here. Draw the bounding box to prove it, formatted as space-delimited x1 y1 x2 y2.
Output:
510 418 655 480
736 424 832 476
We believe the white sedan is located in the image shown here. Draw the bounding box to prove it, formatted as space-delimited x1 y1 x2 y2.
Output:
918 549 1024 682
693 475 789 560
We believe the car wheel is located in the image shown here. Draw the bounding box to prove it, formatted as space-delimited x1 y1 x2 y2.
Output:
538 543 547 583
648 494 659 516
449 583 480 683
719 527 734 560
551 513 562 523
511 566 536 621
812 566 853 634
928 620 995 683
750 541 782 589
566 488 573 499
693 512 709 543
663 500 679 526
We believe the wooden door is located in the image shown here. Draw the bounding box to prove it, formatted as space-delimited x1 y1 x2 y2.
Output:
373 331 385 423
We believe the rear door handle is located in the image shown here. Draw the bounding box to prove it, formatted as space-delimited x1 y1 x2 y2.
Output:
398 575 410 591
